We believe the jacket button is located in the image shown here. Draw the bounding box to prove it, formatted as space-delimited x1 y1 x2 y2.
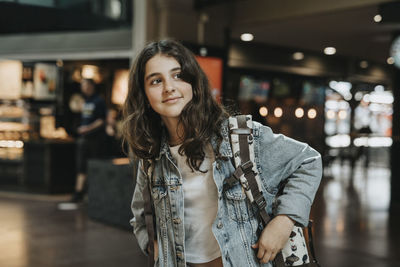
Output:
217 222 223 229
173 218 181 224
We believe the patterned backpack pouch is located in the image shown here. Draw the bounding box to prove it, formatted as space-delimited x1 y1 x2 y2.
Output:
226 115 321 267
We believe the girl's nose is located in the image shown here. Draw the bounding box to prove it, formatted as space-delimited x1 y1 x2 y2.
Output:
163 79 175 93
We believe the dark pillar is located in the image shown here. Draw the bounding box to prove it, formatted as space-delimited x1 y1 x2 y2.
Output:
390 68 400 210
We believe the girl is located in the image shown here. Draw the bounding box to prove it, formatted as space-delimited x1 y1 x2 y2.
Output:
122 39 322 267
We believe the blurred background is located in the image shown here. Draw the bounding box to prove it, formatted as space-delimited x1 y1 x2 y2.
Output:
0 0 399 266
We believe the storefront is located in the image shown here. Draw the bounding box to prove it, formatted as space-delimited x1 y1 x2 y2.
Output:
224 41 395 161
0 58 129 193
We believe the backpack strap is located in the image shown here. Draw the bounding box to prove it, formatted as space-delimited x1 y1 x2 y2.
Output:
227 115 271 226
227 116 320 267
141 159 156 267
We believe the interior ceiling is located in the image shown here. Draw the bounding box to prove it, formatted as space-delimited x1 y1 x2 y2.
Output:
229 3 400 64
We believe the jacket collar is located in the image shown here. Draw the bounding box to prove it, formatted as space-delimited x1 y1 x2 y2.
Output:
156 127 169 161
211 119 233 158
155 119 233 161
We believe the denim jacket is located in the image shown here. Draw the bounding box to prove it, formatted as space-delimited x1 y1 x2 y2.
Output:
130 120 322 267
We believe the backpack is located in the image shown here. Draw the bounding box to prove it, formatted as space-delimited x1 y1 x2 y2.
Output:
225 115 320 267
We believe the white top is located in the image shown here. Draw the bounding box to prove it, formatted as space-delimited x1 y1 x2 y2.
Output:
169 144 221 263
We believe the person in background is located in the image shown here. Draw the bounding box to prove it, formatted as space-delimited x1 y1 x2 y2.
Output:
71 78 106 203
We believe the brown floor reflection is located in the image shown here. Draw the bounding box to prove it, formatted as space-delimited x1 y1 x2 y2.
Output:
312 149 399 267
0 193 146 267
0 150 399 267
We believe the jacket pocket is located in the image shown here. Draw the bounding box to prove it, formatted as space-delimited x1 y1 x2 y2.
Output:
151 185 168 224
224 183 256 222
151 186 167 202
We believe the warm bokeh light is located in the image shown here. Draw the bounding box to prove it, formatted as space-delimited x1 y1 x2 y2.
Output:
387 57 395 65
293 52 304 60
307 108 317 119
326 110 336 119
274 107 283 117
360 60 368 69
259 106 268 117
81 65 99 79
295 108 304 118
338 110 347 120
111 69 129 105
0 140 24 148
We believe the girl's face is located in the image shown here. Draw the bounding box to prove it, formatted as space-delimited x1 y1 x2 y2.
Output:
144 54 193 124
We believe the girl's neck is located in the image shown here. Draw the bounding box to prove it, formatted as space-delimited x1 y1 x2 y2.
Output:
162 117 184 146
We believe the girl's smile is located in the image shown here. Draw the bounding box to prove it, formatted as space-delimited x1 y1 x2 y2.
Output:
162 96 183 103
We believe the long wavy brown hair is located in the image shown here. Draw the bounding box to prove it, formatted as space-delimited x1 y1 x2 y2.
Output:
122 39 228 171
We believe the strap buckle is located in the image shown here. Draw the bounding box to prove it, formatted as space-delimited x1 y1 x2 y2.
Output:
241 160 253 175
254 194 267 210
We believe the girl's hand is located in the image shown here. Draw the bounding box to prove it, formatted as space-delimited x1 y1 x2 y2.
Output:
251 215 295 264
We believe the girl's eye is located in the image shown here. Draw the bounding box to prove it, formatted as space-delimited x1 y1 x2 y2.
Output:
150 78 162 85
173 73 181 79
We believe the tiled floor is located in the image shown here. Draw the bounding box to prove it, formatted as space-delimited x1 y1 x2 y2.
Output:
0 157 399 267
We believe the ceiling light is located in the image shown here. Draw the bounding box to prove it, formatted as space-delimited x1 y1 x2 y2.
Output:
199 47 208 57
387 57 395 65
360 60 368 69
374 14 382 23
293 52 304 60
241 33 254 42
324 47 336 55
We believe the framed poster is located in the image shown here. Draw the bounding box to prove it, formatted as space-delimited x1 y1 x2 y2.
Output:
195 56 223 102
33 63 57 100
0 60 22 99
